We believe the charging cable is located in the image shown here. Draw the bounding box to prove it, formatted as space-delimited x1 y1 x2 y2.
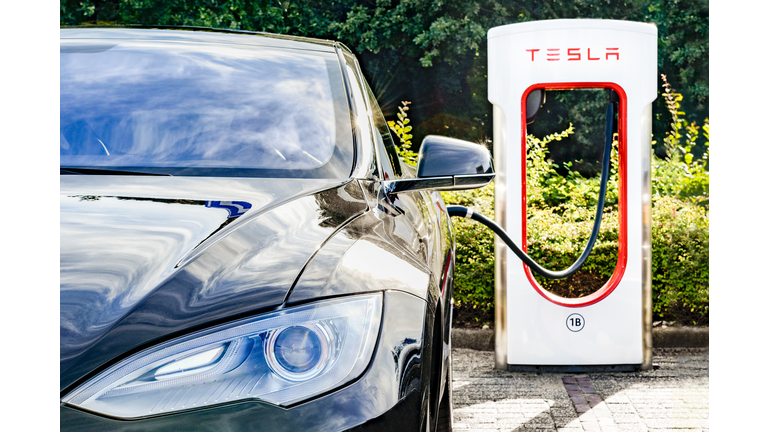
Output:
447 99 618 280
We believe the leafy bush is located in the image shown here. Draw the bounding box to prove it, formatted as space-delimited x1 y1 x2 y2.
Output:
387 101 418 166
651 196 709 324
441 184 495 314
522 121 620 292
657 74 709 207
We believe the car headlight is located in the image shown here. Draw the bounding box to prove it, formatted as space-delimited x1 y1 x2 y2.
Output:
62 294 382 419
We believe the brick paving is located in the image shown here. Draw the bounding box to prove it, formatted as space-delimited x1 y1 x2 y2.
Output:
451 347 709 431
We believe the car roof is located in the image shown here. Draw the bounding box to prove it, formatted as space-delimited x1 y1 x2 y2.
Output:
60 26 348 54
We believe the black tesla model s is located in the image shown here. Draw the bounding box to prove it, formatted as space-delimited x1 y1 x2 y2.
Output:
60 27 493 432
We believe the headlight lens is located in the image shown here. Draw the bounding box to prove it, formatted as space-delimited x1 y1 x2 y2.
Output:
266 323 333 381
62 294 382 419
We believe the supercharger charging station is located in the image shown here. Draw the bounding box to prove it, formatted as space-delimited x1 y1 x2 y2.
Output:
487 20 657 371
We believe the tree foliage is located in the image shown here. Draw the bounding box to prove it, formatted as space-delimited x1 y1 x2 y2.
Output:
61 0 708 171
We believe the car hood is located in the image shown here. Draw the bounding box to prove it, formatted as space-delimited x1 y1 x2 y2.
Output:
60 175 367 392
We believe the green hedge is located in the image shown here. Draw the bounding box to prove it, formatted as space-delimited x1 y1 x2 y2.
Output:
442 180 709 325
442 185 496 313
650 195 709 324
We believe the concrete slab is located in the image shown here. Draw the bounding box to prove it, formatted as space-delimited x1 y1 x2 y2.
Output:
451 347 708 431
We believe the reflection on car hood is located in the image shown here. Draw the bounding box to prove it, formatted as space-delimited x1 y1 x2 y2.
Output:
60 176 367 392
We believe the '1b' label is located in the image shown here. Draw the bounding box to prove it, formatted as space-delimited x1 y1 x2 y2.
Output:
566 313 585 332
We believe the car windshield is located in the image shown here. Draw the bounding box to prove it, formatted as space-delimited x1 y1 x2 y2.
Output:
60 38 354 177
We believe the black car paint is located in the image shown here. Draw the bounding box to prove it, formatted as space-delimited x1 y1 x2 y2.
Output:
60 291 429 432
61 177 370 391
60 28 455 431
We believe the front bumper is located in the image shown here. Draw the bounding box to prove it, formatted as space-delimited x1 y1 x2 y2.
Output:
60 291 427 432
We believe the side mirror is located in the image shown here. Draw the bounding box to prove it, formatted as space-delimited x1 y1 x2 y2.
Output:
383 135 494 195
526 89 546 124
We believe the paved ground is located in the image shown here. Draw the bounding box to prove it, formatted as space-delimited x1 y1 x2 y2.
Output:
451 347 709 432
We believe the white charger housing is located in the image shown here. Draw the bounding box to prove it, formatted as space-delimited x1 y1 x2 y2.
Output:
488 19 657 371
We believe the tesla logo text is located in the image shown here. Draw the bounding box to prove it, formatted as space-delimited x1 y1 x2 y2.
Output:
526 48 619 61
